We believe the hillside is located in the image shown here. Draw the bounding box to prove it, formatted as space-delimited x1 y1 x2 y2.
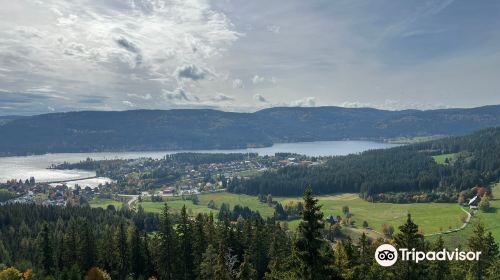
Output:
232 127 500 197
1 105 500 155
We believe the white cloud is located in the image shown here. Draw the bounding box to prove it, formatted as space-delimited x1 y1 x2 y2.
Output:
253 93 267 103
163 88 190 101
252 75 266 84
122 100 136 107
211 93 234 102
340 100 451 111
174 64 211 81
127 93 152 100
232 79 244 89
291 97 316 107
0 0 240 113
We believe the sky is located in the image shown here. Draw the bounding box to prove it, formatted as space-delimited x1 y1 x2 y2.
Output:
1 0 500 115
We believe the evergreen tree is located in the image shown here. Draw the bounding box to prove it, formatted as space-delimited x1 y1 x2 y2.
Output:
114 222 129 279
129 226 145 278
178 205 194 280
394 214 424 280
294 187 329 280
79 220 97 273
237 252 257 280
193 213 207 278
199 244 217 280
38 222 53 275
265 224 293 280
428 236 450 280
214 242 232 280
156 204 178 280
468 223 499 280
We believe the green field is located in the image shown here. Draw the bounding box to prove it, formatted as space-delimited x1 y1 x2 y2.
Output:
432 153 458 164
135 192 464 237
433 183 500 248
138 192 276 217
280 194 465 236
89 198 124 209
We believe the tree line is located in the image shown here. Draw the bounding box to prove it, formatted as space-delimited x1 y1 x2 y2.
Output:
230 127 500 200
0 188 499 279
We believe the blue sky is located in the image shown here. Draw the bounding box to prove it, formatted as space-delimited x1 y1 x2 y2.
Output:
0 0 499 115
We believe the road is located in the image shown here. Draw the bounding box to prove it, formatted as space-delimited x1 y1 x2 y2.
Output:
118 194 139 208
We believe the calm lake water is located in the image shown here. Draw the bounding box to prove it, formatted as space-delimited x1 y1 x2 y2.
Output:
0 141 398 186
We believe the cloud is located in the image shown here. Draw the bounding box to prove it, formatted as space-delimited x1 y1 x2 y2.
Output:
253 94 267 103
211 93 234 102
291 97 316 107
251 75 276 85
0 0 240 113
252 75 265 84
122 100 136 107
340 100 451 111
115 37 140 54
232 79 244 89
127 93 152 100
162 88 192 102
266 25 281 34
175 64 210 81
1 0 499 114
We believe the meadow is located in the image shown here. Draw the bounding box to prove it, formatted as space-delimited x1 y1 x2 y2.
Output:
130 191 465 237
89 198 124 209
430 183 500 248
432 153 458 164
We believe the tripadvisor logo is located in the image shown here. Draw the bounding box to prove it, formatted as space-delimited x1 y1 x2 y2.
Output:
375 244 482 267
375 244 398 267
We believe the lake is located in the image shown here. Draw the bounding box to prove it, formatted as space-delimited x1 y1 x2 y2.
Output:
0 140 398 186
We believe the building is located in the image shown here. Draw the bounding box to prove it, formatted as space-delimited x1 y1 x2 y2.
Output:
162 187 176 195
468 195 480 209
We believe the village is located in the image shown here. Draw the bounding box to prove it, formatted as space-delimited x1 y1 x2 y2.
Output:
0 153 323 207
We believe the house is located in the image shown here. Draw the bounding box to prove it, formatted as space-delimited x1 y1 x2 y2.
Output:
162 187 176 195
326 214 338 224
468 195 480 209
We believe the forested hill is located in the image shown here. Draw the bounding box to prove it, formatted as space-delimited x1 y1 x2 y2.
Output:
230 127 500 198
1 105 500 155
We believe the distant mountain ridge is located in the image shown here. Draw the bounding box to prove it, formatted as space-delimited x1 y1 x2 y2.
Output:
0 105 499 156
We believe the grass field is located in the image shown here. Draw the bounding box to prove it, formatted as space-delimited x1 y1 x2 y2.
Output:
280 194 465 235
432 182 500 248
89 198 124 209
432 153 458 164
138 192 276 217
136 192 464 236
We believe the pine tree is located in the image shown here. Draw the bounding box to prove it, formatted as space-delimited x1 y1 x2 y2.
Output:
156 203 178 280
294 187 328 280
115 222 129 279
142 232 155 279
38 222 53 275
79 220 97 273
199 244 217 280
428 236 450 280
179 205 194 280
193 214 207 278
468 223 499 280
265 224 293 280
63 218 79 269
237 252 257 280
214 242 232 280
129 226 145 278
394 214 424 280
